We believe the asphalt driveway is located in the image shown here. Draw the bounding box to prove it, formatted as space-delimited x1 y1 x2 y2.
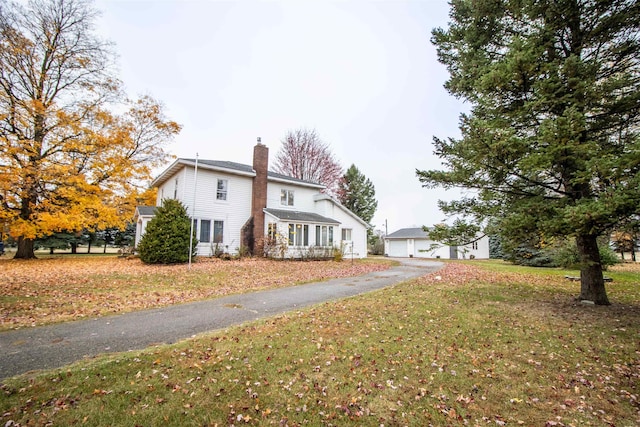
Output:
0 258 442 379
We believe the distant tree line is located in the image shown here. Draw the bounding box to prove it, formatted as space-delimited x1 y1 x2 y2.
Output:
27 224 137 255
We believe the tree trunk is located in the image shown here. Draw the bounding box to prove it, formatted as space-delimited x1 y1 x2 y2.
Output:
71 242 77 254
14 237 36 259
576 234 610 305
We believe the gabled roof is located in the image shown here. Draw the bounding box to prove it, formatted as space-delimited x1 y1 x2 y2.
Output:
313 194 369 227
385 227 430 239
268 171 324 188
150 158 324 189
264 208 340 225
189 159 255 174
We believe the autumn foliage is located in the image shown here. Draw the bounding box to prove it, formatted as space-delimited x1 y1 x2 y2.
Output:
0 0 180 258
273 128 343 197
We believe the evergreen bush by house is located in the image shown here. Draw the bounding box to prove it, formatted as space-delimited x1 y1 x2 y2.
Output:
137 199 198 264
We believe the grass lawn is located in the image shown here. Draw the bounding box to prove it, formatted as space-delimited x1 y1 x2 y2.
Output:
0 256 394 331
1 260 639 426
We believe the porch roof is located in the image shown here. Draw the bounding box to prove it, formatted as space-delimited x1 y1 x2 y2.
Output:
264 208 340 225
135 206 158 218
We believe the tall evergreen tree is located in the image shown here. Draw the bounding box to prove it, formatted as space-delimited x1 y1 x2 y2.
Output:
137 199 197 264
418 0 640 305
338 164 377 224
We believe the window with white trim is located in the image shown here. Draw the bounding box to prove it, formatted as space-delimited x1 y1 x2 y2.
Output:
280 189 294 206
315 225 334 246
341 228 352 241
174 178 179 199
288 223 309 246
199 219 211 243
268 223 277 240
213 220 224 244
472 241 478 250
216 179 228 201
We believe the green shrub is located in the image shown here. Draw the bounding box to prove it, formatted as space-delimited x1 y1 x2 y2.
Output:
598 244 620 270
501 235 619 270
235 245 251 259
333 247 344 262
503 243 555 267
551 238 619 270
137 199 198 264
368 234 385 255
550 240 580 269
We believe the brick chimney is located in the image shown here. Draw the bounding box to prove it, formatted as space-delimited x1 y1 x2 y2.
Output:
250 139 269 255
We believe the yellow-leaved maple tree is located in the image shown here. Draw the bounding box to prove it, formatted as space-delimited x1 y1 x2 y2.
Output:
0 0 181 258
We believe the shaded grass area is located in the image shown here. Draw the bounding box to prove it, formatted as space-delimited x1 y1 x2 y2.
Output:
0 257 394 331
1 262 638 426
463 259 640 304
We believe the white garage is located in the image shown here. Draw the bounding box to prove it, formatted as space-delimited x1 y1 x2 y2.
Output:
384 227 490 259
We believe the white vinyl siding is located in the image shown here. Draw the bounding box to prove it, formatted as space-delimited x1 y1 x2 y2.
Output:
267 183 318 211
181 166 252 256
312 196 368 258
156 168 187 205
462 236 490 259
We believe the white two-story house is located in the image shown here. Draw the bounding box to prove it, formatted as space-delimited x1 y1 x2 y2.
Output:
134 142 368 258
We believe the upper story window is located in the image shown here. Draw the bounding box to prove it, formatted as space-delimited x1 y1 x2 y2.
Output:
472 241 478 250
217 179 228 201
174 178 179 199
341 228 352 241
281 189 294 206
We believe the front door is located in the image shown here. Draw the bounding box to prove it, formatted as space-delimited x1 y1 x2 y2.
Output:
450 245 458 259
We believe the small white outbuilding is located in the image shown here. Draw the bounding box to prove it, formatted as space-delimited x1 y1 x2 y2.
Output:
384 227 490 259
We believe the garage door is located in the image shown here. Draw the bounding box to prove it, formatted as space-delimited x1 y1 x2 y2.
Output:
388 240 407 257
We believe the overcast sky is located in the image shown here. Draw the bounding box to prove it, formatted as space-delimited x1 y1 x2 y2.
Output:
95 0 467 233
